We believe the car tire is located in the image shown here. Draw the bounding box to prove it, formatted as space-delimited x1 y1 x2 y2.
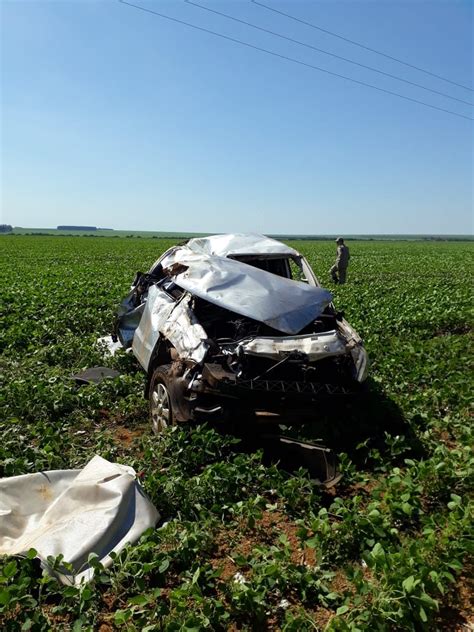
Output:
149 365 176 435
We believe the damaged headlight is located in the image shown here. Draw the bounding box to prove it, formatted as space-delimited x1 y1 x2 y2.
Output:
350 344 368 383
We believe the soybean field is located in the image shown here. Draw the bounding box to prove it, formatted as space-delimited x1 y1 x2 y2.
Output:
0 235 473 631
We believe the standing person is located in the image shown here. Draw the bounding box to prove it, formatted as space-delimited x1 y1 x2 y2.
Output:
330 237 350 284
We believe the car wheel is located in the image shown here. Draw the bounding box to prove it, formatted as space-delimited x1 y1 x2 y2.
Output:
149 365 176 434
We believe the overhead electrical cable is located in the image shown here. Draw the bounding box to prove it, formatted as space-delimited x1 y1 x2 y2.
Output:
184 0 472 107
251 0 473 93
118 0 473 121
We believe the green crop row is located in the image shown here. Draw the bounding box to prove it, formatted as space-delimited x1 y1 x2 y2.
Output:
0 236 472 631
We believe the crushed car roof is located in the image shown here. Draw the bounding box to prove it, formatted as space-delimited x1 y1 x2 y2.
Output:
162 252 333 335
185 233 299 258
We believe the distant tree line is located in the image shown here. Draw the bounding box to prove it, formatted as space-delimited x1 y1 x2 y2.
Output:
57 225 97 231
0 224 13 233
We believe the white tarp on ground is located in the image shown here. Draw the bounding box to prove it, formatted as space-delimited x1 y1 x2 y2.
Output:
0 455 159 585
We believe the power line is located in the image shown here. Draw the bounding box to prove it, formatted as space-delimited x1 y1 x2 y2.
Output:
118 0 473 121
185 0 472 107
252 0 473 93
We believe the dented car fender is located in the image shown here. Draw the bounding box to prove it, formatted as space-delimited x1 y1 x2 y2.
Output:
132 287 209 372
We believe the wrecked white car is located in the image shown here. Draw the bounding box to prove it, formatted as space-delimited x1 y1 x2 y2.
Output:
114 234 368 432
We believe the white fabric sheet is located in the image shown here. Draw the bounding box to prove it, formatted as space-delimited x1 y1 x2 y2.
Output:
0 456 159 584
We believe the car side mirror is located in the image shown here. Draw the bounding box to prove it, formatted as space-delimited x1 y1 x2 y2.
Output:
132 271 144 287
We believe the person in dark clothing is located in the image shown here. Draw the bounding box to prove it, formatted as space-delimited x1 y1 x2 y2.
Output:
330 237 350 284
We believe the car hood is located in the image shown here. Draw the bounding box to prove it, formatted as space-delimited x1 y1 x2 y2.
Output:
163 253 332 335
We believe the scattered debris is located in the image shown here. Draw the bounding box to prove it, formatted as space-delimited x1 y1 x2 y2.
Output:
253 433 342 488
96 335 124 357
0 456 159 584
233 572 247 585
71 366 121 385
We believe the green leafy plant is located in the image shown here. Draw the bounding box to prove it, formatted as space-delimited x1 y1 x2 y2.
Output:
1 236 472 630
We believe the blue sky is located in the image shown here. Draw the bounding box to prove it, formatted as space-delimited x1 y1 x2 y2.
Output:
1 0 472 234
